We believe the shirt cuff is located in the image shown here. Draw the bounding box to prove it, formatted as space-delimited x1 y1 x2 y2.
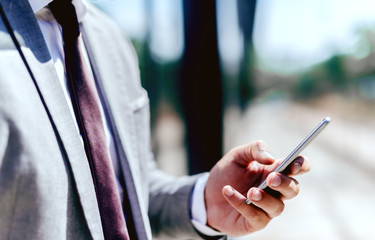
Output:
191 173 223 236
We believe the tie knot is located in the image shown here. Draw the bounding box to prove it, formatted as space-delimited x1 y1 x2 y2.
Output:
49 0 80 43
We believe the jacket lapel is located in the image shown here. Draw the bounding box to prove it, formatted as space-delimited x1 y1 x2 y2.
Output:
0 0 103 239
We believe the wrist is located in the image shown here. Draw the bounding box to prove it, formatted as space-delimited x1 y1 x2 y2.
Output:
191 173 223 237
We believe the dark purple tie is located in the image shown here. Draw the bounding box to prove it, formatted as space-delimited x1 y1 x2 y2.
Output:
49 1 130 239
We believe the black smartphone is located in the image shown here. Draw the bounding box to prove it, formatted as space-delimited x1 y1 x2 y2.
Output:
246 117 331 204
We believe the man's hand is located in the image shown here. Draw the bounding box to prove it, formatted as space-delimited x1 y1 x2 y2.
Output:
205 140 311 236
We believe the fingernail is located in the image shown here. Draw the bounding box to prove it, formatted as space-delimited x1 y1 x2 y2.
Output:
223 186 234 197
293 162 302 174
270 174 281 187
252 189 262 201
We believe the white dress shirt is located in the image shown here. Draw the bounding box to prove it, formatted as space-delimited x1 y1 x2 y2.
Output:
30 0 221 236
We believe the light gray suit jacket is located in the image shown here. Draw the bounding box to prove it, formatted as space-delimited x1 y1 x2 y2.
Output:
0 0 202 239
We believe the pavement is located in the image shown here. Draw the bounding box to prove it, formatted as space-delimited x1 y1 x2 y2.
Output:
154 95 375 240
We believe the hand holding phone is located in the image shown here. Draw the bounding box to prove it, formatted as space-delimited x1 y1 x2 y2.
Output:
245 117 331 204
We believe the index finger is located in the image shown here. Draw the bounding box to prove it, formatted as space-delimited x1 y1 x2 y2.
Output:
222 185 272 233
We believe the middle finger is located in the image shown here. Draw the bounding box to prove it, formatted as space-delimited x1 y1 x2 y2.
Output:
266 172 300 200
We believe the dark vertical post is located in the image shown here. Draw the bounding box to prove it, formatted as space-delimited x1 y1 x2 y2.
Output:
141 0 160 130
237 0 257 110
181 0 223 174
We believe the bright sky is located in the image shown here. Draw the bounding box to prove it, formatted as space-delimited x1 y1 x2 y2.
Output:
91 0 375 72
253 0 375 72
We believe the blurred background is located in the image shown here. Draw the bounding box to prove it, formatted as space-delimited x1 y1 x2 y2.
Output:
91 0 375 239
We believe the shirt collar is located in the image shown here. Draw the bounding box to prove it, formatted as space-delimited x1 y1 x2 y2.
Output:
30 0 87 22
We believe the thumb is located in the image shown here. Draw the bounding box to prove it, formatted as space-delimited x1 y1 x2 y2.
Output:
237 140 275 166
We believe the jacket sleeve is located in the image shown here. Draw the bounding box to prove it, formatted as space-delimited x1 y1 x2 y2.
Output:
147 157 205 239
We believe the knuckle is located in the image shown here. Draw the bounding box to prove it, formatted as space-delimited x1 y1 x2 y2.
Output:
274 201 285 217
294 182 300 196
246 208 264 221
245 210 270 232
255 140 267 151
286 179 300 199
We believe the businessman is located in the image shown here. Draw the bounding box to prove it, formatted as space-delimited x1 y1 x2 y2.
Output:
0 0 310 239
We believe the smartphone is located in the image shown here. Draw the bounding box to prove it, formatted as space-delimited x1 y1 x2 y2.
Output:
246 116 331 204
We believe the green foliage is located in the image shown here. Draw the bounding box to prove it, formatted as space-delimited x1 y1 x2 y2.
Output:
293 54 347 99
294 74 317 97
292 26 375 100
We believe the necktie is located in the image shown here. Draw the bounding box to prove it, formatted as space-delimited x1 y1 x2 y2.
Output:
48 1 130 239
